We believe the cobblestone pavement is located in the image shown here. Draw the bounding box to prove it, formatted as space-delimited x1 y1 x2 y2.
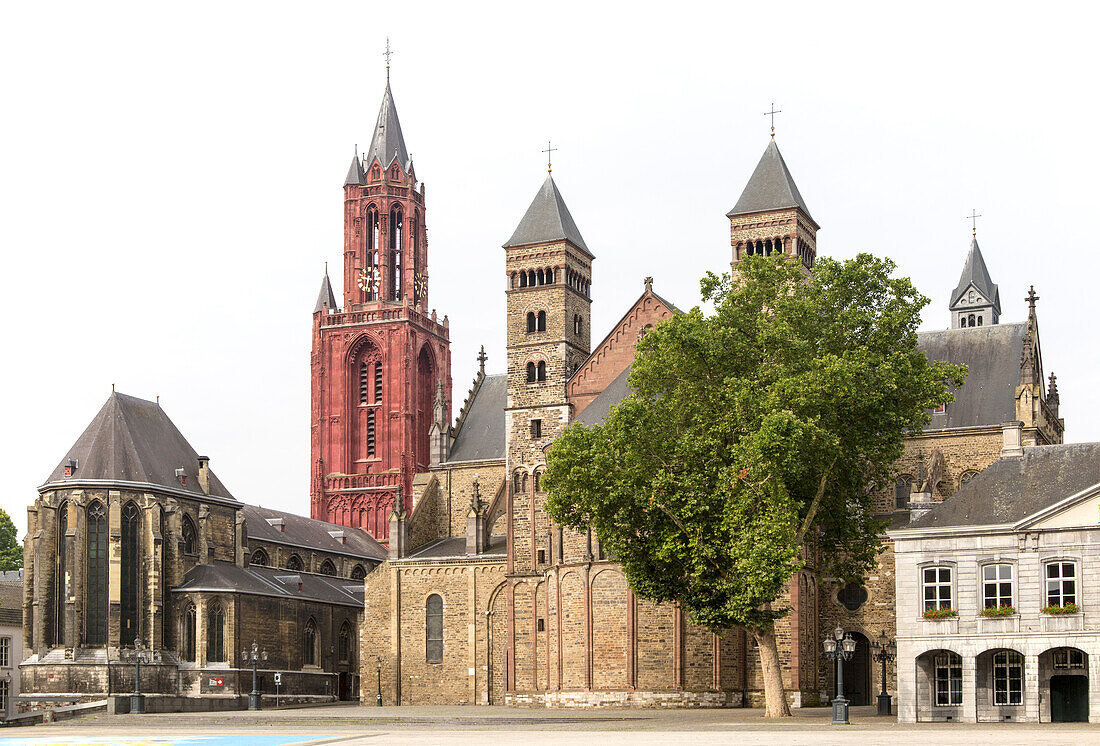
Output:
1 705 1095 745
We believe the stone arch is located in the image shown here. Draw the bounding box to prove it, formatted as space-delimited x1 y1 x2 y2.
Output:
559 571 586 689
590 569 628 689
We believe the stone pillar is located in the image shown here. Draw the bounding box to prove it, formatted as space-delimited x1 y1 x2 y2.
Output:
146 499 163 650
198 506 211 565
107 490 123 648
897 644 916 723
1089 650 1100 723
235 511 247 568
1024 653 1040 722
24 504 39 653
71 494 87 648
961 654 977 722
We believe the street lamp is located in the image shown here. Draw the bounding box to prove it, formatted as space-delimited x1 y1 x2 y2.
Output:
244 641 268 711
375 655 383 707
871 630 897 716
122 636 153 714
822 624 856 725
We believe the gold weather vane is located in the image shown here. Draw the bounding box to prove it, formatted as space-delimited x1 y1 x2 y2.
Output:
541 140 558 173
384 37 393 83
966 209 982 236
765 102 782 137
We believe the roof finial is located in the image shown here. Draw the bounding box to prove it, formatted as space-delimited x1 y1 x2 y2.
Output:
644 276 653 293
383 36 392 84
764 102 782 138
541 140 558 174
111 383 115 393
477 345 487 375
966 208 982 237
1026 285 1039 312
324 260 328 275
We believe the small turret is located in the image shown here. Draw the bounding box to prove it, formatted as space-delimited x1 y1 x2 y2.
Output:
950 237 1000 328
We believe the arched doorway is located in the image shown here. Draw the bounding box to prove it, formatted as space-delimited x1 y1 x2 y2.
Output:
1042 647 1089 722
834 631 872 706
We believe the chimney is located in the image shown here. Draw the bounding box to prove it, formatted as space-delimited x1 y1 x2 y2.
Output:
908 487 935 523
197 456 210 495
466 479 487 555
1001 421 1024 458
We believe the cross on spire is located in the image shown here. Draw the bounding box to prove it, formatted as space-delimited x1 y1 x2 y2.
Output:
541 140 558 173
764 102 782 137
477 345 487 375
383 36 393 83
1026 285 1039 311
966 209 982 236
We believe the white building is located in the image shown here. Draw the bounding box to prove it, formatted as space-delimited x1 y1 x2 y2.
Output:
0 571 22 719
891 424 1100 723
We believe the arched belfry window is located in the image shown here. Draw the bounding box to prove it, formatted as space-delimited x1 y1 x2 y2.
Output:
181 514 197 556
527 312 536 333
181 602 196 662
537 361 547 382
519 272 528 288
367 410 376 456
304 617 318 666
526 362 536 383
86 500 108 646
389 206 403 300
360 363 370 404
207 603 225 662
121 502 141 646
366 207 379 301
54 502 68 645
425 594 443 663
537 311 546 332
374 361 383 404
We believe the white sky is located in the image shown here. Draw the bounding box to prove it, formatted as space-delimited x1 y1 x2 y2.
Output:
3 1 1098 538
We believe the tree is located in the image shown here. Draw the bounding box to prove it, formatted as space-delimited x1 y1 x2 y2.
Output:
543 253 966 717
0 508 22 571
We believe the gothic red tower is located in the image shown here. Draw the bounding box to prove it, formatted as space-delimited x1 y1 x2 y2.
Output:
310 77 452 540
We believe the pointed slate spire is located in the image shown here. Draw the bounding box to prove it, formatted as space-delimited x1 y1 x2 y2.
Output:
344 150 365 186
727 139 814 222
950 237 1001 313
364 82 409 170
503 174 590 254
314 267 338 313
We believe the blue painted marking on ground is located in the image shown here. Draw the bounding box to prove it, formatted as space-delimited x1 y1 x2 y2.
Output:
0 736 338 746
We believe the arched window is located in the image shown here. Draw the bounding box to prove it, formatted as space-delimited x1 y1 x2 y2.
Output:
573 314 582 335
207 603 225 662
895 475 914 509
968 314 976 327
537 361 547 382
304 617 318 666
519 272 527 288
390 207 403 300
286 554 303 571
365 207 379 301
350 564 366 580
54 502 68 645
526 312 536 333
546 267 554 283
526 362 536 383
319 559 336 576
121 501 141 646
339 620 352 662
536 268 544 285
537 311 546 332
181 602 196 662
250 548 269 567
86 500 107 646
181 514 197 555
977 315 983 326
527 270 535 286
360 363 370 404
425 594 443 663
960 470 979 488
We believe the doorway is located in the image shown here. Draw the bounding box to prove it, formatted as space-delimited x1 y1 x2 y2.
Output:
1050 676 1088 722
834 632 872 706
338 671 349 701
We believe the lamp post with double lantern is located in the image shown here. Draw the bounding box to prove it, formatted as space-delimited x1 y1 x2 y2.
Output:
823 625 857 725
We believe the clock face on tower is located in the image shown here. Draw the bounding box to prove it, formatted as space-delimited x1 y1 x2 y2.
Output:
358 268 378 295
414 272 428 303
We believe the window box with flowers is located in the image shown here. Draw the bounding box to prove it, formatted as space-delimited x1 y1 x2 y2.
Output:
980 605 1016 618
922 606 959 633
979 605 1019 633
923 607 958 620
1041 603 1082 632
1042 603 1080 615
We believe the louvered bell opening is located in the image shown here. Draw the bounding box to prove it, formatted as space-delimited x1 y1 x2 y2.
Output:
359 364 369 404
374 362 383 403
367 410 376 456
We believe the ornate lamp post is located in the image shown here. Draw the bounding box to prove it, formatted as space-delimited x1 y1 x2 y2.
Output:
822 624 857 725
871 630 897 716
244 641 268 711
375 655 384 706
123 637 152 714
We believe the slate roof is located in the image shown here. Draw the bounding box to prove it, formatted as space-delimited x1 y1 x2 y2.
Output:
402 535 507 561
364 82 409 170
904 443 1100 529
503 175 590 254
314 271 338 313
575 366 633 427
242 504 386 562
726 139 815 222
950 237 1001 313
0 574 22 627
447 374 507 463
344 153 365 187
917 322 1026 429
173 560 365 608
43 392 235 500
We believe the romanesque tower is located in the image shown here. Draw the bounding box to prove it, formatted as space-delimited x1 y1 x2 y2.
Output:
310 77 452 540
727 138 818 269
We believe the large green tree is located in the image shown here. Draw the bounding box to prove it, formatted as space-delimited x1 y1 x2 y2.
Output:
0 508 22 572
543 253 965 716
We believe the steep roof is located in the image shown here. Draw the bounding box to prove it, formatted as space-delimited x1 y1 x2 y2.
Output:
241 504 386 561
447 374 507 463
916 322 1026 429
43 392 235 500
575 366 633 427
364 82 409 170
904 443 1100 529
726 139 814 222
950 237 1001 313
401 535 507 561
0 573 22 627
314 270 338 313
173 560 365 608
344 153 365 186
503 175 590 254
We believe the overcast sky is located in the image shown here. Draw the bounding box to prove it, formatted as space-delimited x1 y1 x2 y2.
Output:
3 2 1098 537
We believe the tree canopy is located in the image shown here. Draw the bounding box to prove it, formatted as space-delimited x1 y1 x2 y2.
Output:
543 253 966 714
0 508 22 572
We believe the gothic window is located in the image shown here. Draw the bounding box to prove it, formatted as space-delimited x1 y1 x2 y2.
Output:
1045 561 1077 607
537 361 547 382
374 362 383 404
250 548 269 567
367 410 376 457
181 602 196 662
537 311 546 332
55 502 68 645
304 617 318 666
360 363 370 404
425 594 443 663
959 470 979 488
207 603 225 662
121 501 141 646
934 652 962 706
527 312 536 333
837 582 868 612
350 564 366 580
895 475 914 509
992 651 1023 705
339 620 352 662
319 559 336 576
389 207 403 300
86 500 108 647
181 514 197 555
526 362 536 383
286 554 303 571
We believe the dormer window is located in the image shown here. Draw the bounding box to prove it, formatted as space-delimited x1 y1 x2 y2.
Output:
64 458 78 477
175 468 187 486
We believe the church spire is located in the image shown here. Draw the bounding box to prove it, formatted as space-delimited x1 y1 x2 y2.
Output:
950 236 1001 328
727 139 815 224
364 81 409 170
503 174 590 255
344 146 365 186
313 264 338 313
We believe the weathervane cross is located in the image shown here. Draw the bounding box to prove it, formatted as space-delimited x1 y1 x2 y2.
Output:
966 209 982 236
541 140 558 173
765 102 782 137
383 37 393 83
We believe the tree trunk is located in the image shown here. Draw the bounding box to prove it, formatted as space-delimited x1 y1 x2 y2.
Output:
751 622 791 717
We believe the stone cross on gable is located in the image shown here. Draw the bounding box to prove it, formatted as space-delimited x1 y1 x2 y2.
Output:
1027 285 1040 311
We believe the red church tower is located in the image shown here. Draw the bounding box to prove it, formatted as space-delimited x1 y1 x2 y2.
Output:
310 76 451 540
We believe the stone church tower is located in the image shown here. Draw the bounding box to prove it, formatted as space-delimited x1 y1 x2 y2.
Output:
310 79 452 540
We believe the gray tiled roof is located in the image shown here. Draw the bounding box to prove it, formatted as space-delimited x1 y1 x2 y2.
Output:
242 504 386 562
314 271 338 313
364 83 409 170
575 366 633 427
0 577 22 626
503 175 590 254
343 153 365 186
917 322 1026 429
950 238 1001 313
403 535 506 561
447 374 507 463
904 443 1100 529
726 139 814 222
173 560 365 608
43 392 235 500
